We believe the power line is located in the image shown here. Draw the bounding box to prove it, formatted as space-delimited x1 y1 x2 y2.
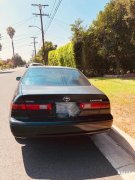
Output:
2 42 33 51
0 16 35 35
12 16 35 27
45 0 62 33
49 0 57 18
2 34 40 49
1 31 40 41
36 0 62 52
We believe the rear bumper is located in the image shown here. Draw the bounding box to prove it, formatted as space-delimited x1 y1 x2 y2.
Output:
10 117 113 138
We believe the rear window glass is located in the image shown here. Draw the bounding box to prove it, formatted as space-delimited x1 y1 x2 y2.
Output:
30 63 43 66
22 68 90 86
32 64 42 66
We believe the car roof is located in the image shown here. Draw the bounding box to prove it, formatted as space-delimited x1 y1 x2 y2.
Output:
28 66 76 70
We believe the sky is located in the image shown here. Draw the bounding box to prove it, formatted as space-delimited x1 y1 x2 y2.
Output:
0 0 110 61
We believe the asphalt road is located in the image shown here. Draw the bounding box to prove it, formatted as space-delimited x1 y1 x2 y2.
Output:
0 68 120 180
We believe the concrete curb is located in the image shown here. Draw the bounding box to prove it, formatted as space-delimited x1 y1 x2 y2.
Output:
108 125 135 159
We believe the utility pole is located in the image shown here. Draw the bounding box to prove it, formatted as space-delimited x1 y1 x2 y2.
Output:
32 4 49 65
31 37 38 57
32 50 35 59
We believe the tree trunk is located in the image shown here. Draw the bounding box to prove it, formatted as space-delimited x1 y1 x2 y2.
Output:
12 38 15 67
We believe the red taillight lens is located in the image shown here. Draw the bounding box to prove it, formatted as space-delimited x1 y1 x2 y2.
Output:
26 104 40 110
12 103 52 111
79 102 110 109
12 104 26 110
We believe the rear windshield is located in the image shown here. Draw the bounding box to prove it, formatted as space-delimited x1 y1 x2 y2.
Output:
31 63 43 66
22 68 90 86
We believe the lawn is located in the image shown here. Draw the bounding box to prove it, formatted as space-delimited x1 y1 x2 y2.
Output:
89 78 135 138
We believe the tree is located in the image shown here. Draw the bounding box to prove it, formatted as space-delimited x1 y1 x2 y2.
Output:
44 41 57 65
0 60 4 69
71 18 86 42
7 27 16 66
87 0 135 74
71 19 89 73
43 0 135 75
35 41 57 65
48 42 75 67
14 53 26 67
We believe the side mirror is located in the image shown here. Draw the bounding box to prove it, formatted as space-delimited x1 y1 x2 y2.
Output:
16 77 21 81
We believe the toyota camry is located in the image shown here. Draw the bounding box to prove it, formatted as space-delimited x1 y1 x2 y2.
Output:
10 66 113 138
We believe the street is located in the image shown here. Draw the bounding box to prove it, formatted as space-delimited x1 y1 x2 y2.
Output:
0 68 123 179
0 0 135 179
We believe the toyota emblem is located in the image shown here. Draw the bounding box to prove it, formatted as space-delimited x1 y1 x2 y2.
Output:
63 96 70 102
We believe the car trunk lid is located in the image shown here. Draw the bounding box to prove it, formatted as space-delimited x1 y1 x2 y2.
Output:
14 85 110 121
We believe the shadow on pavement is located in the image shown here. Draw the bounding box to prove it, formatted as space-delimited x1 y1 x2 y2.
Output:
21 136 118 180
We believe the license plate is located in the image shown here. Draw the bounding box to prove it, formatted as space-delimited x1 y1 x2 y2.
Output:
56 102 80 117
56 103 68 114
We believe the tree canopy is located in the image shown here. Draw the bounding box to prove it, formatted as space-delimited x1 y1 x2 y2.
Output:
33 41 57 65
14 53 26 67
70 0 135 75
34 0 135 76
7 27 15 39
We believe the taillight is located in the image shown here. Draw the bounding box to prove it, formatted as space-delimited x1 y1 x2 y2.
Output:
12 104 26 110
26 104 52 110
12 103 52 111
79 102 110 109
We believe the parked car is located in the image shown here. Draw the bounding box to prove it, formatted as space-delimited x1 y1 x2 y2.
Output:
25 64 29 68
10 66 113 138
29 63 44 67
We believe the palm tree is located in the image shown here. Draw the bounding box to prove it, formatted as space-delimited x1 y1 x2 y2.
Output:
7 27 15 66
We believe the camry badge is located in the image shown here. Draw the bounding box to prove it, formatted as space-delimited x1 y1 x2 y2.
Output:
63 96 70 102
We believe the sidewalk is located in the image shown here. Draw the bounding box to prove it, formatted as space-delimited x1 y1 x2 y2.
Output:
92 126 135 180
0 67 25 73
109 125 135 158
